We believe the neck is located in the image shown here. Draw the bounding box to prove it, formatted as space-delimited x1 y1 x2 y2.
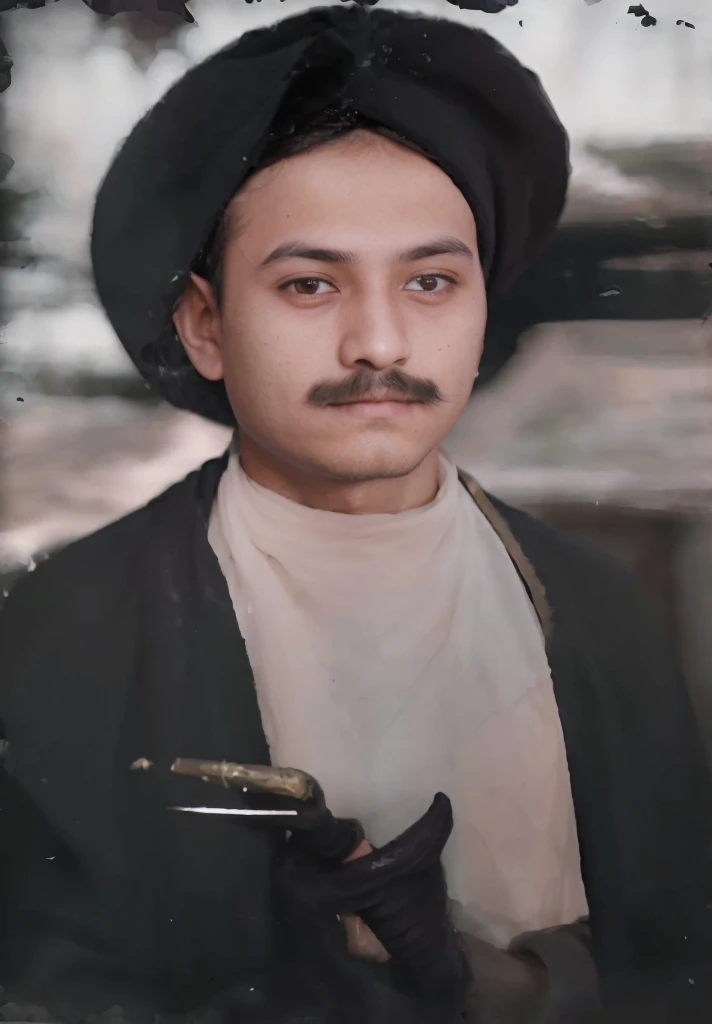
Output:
237 437 442 514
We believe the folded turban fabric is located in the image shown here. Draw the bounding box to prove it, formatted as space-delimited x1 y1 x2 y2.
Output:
91 3 569 425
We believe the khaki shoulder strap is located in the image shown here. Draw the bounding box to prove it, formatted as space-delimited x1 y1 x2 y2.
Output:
457 468 552 638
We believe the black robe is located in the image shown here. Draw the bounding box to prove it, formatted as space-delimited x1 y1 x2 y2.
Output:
1 453 712 1023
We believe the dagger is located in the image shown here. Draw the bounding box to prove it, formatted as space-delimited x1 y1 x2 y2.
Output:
167 757 365 862
166 757 390 964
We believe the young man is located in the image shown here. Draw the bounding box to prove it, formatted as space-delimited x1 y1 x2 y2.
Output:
2 6 712 1023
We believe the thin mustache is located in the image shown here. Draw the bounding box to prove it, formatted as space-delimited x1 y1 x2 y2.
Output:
308 369 444 408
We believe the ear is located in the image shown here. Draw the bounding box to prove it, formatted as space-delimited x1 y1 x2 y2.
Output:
173 273 224 382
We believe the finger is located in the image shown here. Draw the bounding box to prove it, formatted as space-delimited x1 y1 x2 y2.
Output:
343 914 391 963
344 837 373 862
341 836 389 962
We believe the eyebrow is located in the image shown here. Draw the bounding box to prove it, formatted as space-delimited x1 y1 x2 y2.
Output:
259 235 475 267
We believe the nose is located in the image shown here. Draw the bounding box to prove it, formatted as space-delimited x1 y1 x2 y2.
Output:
338 288 410 372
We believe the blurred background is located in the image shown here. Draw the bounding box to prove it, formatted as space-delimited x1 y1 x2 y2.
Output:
0 0 711 741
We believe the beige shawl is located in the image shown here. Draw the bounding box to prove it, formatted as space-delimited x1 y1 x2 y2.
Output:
208 451 587 947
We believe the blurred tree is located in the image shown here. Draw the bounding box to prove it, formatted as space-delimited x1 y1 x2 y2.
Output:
0 29 11 92
590 141 712 195
83 0 193 69
481 212 712 389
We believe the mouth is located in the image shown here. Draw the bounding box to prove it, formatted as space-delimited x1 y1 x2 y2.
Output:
336 395 416 404
327 397 420 419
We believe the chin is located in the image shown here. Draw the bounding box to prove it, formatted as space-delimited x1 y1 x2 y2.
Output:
306 441 431 484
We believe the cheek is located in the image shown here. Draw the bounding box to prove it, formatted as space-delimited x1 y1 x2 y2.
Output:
218 306 315 422
418 303 485 389
455 296 487 375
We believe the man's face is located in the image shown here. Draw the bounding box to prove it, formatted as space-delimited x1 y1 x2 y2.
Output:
184 132 486 484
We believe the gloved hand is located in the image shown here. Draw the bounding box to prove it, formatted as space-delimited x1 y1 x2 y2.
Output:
282 793 471 1008
170 761 467 1001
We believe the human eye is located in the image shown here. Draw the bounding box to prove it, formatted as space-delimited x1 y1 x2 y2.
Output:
278 277 337 297
403 273 457 295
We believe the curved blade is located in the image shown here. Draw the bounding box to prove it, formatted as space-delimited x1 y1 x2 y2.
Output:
170 805 298 817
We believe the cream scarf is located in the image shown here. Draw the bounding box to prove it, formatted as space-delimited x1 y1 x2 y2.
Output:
208 451 588 948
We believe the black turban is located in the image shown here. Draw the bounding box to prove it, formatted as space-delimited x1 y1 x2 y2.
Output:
91 3 569 425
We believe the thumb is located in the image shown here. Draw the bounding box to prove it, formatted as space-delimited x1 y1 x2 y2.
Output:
371 792 453 876
319 793 454 904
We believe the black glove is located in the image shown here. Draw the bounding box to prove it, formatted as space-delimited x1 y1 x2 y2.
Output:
282 793 471 1008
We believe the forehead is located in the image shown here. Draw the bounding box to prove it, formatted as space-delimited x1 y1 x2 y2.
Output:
228 134 477 254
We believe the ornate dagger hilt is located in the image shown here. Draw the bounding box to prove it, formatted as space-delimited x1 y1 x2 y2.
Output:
170 758 365 864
